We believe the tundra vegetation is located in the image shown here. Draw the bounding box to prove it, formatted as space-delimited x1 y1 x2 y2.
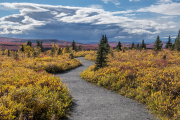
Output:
0 40 91 119
81 32 180 120
1 30 180 119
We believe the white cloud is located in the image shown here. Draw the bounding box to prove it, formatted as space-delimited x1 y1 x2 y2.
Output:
101 0 121 5
112 10 133 14
0 2 178 42
114 36 126 38
163 36 176 38
159 15 177 19
137 2 180 15
158 0 172 3
88 4 103 9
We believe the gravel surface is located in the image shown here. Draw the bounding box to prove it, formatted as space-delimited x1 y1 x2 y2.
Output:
55 57 159 120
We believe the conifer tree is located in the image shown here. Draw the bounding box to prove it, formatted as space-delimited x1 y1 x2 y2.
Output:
36 40 44 52
171 44 175 51
104 35 110 54
165 35 172 49
51 47 55 57
7 50 10 56
40 41 44 52
116 41 122 51
21 44 24 52
65 44 70 53
95 35 108 70
71 40 77 51
57 48 62 55
33 51 37 58
78 45 82 51
131 42 134 49
174 30 180 51
136 43 139 49
14 51 18 59
140 40 146 50
27 41 32 47
153 35 163 51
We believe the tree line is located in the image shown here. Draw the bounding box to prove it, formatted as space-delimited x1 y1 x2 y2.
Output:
95 29 180 70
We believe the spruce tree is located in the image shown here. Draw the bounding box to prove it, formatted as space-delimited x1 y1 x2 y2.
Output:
71 40 77 51
153 35 163 51
7 50 10 56
95 35 108 70
21 44 24 52
65 44 70 53
14 51 18 59
37 40 40 47
51 47 55 57
40 41 44 52
131 42 134 49
57 48 62 55
36 40 44 52
104 35 110 54
174 30 180 51
141 40 146 50
136 43 139 50
78 45 82 51
171 44 175 51
116 41 122 51
27 41 32 47
165 35 172 49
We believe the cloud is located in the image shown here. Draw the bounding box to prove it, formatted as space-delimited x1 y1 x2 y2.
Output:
158 0 172 3
101 0 121 5
0 2 178 43
88 4 103 9
137 2 180 15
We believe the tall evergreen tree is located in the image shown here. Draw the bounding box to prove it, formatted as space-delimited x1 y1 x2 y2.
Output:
131 42 134 49
40 41 44 52
136 43 139 49
21 44 24 52
95 35 108 70
27 41 32 47
104 35 110 54
174 30 180 50
116 41 122 51
153 35 163 51
7 50 10 56
140 40 146 50
165 35 172 49
71 40 77 51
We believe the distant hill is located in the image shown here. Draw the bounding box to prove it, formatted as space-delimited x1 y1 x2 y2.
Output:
0 37 172 51
0 37 86 45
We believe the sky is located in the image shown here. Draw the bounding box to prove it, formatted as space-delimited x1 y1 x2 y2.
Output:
0 0 180 43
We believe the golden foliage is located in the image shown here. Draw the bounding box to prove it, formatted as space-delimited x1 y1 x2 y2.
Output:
80 49 180 120
0 48 84 119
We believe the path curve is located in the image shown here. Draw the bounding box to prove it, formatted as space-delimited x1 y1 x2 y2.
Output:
56 57 158 120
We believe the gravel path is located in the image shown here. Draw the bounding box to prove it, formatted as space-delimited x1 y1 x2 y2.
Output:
56 57 158 120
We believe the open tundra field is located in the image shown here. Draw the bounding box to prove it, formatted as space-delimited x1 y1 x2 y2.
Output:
1 41 180 120
81 49 180 120
0 45 86 119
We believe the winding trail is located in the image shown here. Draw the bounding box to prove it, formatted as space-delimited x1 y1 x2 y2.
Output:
56 57 158 120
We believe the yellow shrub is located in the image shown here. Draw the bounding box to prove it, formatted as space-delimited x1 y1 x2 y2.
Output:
80 49 180 119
